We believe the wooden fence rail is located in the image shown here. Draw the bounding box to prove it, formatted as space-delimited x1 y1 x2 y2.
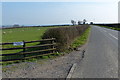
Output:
1 43 56 50
0 38 57 62
0 38 56 45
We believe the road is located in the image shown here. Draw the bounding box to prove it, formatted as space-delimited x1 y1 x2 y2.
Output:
72 25 118 78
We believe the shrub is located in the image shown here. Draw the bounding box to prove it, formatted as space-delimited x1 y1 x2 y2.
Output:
41 56 49 59
54 52 62 56
42 25 89 52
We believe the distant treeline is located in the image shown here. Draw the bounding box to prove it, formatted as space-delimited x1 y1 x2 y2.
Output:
1 24 72 29
94 23 120 28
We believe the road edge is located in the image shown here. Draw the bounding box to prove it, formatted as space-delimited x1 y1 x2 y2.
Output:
66 63 77 79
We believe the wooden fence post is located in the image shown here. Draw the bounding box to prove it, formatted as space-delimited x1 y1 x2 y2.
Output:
23 40 26 52
52 38 55 53
23 40 26 58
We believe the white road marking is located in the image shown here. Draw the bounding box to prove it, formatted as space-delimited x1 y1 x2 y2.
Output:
109 33 118 40
67 63 77 78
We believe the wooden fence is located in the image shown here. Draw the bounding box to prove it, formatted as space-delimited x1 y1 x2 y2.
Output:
0 38 56 62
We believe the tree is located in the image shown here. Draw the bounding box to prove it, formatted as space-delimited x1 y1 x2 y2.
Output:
78 21 82 25
71 20 76 25
83 19 87 24
90 22 93 24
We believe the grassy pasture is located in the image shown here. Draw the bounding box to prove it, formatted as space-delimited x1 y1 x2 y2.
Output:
2 27 53 54
2 27 51 43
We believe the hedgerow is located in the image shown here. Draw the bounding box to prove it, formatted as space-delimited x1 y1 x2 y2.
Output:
42 25 89 52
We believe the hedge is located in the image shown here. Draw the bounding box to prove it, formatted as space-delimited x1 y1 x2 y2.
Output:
42 25 89 52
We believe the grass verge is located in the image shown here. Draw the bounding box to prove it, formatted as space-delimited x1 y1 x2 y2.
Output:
71 27 91 49
99 26 120 31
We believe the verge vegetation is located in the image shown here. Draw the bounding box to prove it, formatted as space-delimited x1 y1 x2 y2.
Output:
96 24 120 31
71 27 91 49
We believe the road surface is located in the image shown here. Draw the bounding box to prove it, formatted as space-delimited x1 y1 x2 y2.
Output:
72 25 118 78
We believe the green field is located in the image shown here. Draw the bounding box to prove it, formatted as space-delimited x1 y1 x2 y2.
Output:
2 26 59 53
2 27 52 43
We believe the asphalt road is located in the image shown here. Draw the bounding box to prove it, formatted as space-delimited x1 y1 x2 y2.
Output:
72 25 118 78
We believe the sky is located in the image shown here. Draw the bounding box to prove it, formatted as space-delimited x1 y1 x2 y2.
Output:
1 0 119 26
118 1 120 23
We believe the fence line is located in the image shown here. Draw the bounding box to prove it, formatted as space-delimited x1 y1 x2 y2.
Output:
0 38 56 45
1 43 56 50
0 38 57 62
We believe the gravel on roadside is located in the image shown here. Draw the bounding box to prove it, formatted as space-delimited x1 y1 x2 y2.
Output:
2 49 84 78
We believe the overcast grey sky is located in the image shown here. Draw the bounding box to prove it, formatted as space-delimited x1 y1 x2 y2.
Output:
1 0 119 26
